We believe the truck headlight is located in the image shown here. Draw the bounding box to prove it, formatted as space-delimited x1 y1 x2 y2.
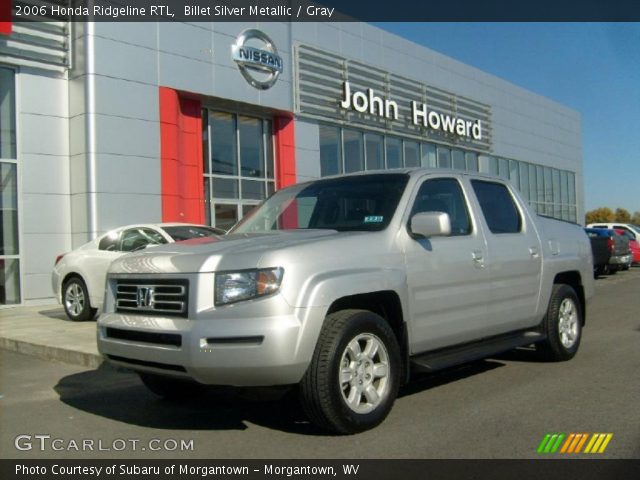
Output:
215 268 284 306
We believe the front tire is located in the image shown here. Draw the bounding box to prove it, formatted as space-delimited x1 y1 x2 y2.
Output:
62 277 95 321
299 309 401 434
536 284 582 361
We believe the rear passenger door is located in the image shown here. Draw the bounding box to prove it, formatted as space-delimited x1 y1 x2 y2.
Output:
402 176 490 352
469 179 543 334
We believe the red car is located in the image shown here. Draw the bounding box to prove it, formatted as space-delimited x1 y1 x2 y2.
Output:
615 229 640 265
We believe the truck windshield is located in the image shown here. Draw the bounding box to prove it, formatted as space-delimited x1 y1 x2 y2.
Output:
231 174 409 233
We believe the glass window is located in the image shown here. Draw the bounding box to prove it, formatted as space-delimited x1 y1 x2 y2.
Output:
210 112 237 175
528 164 537 205
536 166 545 204
0 67 16 160
422 143 437 168
509 160 520 188
471 180 522 234
451 150 465 170
239 116 264 178
519 162 530 201
568 172 576 206
242 179 265 200
0 258 20 305
0 163 18 256
544 167 553 204
404 141 420 168
465 152 478 172
411 178 472 236
498 158 509 179
437 147 451 168
560 170 569 206
552 169 561 207
386 137 402 169
265 121 274 179
478 155 496 175
120 228 154 252
140 228 167 244
233 174 409 233
212 177 238 199
98 231 120 251
215 204 238 231
319 125 342 177
343 129 364 173
162 225 222 240
365 133 384 171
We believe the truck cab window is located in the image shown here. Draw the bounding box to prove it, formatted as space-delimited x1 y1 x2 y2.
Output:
471 180 522 234
411 178 472 236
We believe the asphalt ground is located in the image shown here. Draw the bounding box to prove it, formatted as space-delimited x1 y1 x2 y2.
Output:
0 268 638 459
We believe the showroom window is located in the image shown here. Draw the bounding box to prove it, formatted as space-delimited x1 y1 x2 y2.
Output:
317 123 578 223
203 110 275 231
0 66 20 305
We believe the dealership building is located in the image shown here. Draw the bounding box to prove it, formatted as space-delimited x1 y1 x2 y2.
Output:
0 16 584 306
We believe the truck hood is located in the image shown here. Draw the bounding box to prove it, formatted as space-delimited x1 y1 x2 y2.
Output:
108 230 347 274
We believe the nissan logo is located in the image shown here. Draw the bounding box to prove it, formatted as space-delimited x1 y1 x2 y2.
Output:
231 29 283 90
136 286 155 309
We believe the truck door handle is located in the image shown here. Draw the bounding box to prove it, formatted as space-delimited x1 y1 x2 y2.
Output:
529 246 540 258
472 250 485 268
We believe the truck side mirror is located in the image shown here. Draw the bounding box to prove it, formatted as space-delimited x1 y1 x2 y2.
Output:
410 212 451 238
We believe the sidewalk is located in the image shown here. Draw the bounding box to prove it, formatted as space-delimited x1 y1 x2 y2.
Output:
0 304 101 368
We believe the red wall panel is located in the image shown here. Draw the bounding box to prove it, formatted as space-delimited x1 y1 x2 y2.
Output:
159 87 205 224
0 0 12 35
273 115 297 228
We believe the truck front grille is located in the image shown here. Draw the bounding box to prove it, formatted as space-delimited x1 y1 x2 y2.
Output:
115 279 189 318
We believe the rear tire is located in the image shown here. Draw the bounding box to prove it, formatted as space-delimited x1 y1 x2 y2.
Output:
299 309 401 434
62 277 96 321
536 284 582 361
139 373 204 400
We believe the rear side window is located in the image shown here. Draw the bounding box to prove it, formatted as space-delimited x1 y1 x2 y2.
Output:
98 232 120 251
471 180 522 234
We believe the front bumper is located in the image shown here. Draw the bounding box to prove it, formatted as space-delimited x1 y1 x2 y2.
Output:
610 254 631 265
97 292 326 387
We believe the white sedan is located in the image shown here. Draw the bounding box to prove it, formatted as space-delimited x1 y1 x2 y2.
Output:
52 223 225 321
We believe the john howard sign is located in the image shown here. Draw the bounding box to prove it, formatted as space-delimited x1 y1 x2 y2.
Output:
340 81 483 141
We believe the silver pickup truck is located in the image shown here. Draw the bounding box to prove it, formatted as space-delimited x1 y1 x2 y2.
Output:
97 169 594 434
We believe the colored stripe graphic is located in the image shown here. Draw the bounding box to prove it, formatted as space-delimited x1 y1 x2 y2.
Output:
538 433 613 454
537 433 565 453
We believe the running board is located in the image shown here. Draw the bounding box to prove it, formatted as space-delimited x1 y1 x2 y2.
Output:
410 331 545 373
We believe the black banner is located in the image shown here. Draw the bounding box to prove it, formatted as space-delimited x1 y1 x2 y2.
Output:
8 0 640 22
2 460 640 480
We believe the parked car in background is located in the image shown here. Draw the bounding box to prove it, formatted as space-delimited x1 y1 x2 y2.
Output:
584 228 612 277
52 223 225 321
615 229 639 267
588 228 631 274
587 222 640 243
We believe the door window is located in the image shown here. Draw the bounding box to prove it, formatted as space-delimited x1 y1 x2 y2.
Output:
411 178 472 236
471 180 522 234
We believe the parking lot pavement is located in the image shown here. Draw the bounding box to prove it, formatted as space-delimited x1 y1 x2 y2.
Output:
0 304 100 368
0 267 638 459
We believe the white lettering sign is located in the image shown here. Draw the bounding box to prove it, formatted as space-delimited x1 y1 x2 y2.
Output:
340 81 482 141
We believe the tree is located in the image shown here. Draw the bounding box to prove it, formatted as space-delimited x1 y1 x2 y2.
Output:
615 208 632 223
585 207 615 224
632 211 640 226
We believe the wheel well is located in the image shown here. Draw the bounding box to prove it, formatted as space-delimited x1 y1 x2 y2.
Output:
553 271 586 324
326 291 408 381
61 273 84 292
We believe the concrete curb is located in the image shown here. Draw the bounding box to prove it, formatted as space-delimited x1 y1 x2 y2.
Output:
0 337 103 369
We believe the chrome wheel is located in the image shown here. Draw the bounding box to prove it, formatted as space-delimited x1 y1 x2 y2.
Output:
339 333 390 414
558 298 579 349
65 282 85 318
